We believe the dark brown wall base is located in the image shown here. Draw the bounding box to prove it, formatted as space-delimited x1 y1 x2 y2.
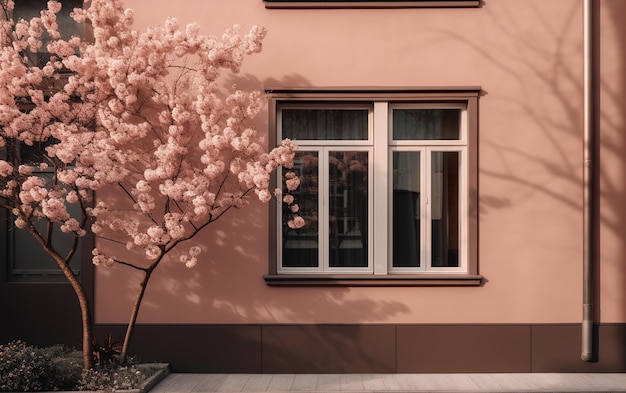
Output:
0 284 83 349
91 323 626 373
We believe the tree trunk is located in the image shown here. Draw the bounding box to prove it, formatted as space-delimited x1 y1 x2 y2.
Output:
29 222 94 370
120 269 152 364
48 251 94 369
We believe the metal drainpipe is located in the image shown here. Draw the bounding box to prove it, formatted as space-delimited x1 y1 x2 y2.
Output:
581 0 596 363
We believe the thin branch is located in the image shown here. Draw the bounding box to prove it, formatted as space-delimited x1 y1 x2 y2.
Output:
117 181 159 225
113 258 148 272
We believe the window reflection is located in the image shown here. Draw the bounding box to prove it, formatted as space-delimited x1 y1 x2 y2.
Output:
328 151 368 268
282 151 319 268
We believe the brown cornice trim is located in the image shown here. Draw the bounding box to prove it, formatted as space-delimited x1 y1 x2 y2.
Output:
264 274 484 286
264 1 481 9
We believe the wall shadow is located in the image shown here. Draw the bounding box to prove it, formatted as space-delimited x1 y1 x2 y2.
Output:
446 0 626 368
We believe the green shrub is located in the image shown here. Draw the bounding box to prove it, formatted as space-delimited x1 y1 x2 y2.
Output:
45 345 84 390
0 340 82 392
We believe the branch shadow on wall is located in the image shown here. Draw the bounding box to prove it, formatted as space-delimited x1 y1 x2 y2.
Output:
444 0 626 370
94 73 411 373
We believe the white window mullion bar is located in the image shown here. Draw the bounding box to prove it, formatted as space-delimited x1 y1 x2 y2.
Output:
320 147 330 272
373 102 388 275
424 148 433 270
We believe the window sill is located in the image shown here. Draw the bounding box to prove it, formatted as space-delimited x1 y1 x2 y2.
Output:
264 274 483 286
263 1 481 8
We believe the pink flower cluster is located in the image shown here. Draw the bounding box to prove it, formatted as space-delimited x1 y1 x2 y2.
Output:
0 0 303 269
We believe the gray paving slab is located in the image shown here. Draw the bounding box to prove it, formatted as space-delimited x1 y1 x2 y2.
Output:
149 373 626 392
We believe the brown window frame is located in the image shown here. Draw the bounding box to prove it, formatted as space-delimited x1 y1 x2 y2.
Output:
265 87 482 287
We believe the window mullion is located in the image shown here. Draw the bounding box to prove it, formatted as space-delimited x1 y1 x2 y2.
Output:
320 147 330 272
373 102 388 275
424 148 432 271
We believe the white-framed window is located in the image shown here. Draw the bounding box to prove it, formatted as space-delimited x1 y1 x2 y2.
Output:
268 88 480 285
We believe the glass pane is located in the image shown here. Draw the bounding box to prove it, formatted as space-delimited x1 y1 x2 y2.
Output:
393 109 460 140
282 151 319 268
282 109 368 140
17 140 57 166
431 151 460 267
392 151 421 267
328 151 368 268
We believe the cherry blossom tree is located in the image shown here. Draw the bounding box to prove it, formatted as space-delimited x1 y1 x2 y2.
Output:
0 0 301 369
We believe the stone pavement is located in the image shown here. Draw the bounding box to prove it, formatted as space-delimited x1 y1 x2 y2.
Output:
150 373 626 392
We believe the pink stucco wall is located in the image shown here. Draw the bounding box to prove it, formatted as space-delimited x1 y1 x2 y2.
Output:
94 0 626 325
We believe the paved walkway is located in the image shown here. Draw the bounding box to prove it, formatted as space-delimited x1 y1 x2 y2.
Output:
150 373 626 392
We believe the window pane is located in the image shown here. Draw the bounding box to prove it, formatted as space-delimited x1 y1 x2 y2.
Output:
282 109 368 140
282 151 319 267
328 151 368 268
17 140 57 165
393 109 460 140
431 151 460 267
392 151 421 267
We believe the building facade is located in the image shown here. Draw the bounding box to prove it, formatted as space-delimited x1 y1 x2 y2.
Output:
3 0 626 373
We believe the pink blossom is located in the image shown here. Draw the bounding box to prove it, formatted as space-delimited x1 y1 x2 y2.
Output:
92 248 115 267
47 1 62 15
61 218 80 232
18 165 34 175
285 176 300 192
185 257 197 268
256 189 271 203
134 233 150 247
14 216 28 229
287 216 305 229
41 198 70 221
0 161 13 177
0 0 300 291
189 246 201 257
66 191 79 203
145 245 161 260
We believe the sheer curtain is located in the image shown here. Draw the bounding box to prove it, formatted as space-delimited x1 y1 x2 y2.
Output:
282 109 368 140
392 109 459 140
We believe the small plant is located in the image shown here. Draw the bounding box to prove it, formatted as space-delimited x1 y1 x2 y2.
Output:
92 333 122 367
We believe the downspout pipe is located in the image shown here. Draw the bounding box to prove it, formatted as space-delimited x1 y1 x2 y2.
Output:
582 0 597 363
